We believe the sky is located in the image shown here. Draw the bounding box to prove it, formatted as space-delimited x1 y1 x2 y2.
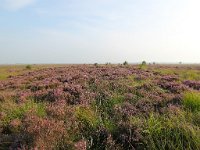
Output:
0 0 200 64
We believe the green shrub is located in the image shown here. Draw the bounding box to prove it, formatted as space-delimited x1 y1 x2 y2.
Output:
139 61 147 69
26 65 32 70
94 63 98 67
183 92 200 112
142 61 147 65
123 61 128 65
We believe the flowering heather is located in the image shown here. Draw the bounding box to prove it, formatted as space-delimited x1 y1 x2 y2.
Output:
0 64 199 149
184 80 200 90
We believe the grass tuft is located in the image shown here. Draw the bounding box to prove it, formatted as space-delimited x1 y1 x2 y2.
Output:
183 91 200 112
75 106 99 128
143 113 200 150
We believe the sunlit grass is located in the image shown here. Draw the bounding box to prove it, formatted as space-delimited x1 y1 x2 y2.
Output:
183 91 200 112
179 70 200 81
75 106 100 128
140 113 200 150
128 111 200 150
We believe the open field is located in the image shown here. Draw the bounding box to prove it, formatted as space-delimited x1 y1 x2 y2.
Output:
0 64 200 149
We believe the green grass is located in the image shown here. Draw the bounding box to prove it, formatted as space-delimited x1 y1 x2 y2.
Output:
139 63 148 70
0 100 46 125
183 91 200 112
118 75 152 88
94 94 124 120
153 68 200 81
0 65 28 80
179 70 200 81
75 106 100 128
143 113 200 150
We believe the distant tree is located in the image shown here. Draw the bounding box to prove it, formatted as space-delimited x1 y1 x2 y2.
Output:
123 61 128 65
153 62 156 65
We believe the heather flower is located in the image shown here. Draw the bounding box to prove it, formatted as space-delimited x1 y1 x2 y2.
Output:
115 102 138 118
46 99 66 119
0 112 6 120
74 140 87 150
124 93 134 101
9 119 22 130
184 80 200 90
0 94 5 102
23 115 67 149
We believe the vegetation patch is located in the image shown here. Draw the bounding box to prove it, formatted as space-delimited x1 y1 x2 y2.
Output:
0 64 200 149
0 100 46 125
183 91 200 112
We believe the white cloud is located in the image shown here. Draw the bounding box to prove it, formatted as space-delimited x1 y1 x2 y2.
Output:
3 0 35 11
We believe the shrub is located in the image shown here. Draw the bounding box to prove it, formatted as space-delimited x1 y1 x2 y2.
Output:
23 115 70 149
94 63 98 67
9 118 22 133
139 61 147 69
123 61 128 65
183 91 200 112
112 122 143 149
26 65 32 70
46 100 66 120
142 61 147 65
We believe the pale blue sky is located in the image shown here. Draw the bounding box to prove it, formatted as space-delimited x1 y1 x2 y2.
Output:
0 0 200 64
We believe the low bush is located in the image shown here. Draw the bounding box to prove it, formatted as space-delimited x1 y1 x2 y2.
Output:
26 65 32 70
123 61 128 65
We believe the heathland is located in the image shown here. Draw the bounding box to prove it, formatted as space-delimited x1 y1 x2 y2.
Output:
0 64 200 149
